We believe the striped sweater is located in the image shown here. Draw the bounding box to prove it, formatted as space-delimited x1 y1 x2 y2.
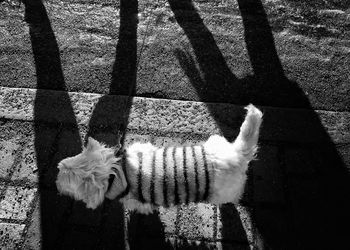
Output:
124 145 214 207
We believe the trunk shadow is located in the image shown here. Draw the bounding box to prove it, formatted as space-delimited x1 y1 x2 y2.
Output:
24 0 85 248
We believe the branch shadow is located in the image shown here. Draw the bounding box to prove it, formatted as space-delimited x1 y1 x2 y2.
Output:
87 0 171 249
170 0 349 249
168 0 246 118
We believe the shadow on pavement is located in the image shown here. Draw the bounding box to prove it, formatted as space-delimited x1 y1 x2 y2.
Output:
128 211 173 250
170 0 349 249
168 0 251 249
239 1 349 248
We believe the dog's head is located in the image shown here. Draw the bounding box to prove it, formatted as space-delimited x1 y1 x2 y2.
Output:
56 137 127 209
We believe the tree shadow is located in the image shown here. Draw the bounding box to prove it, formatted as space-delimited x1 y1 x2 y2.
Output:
170 0 349 249
25 0 349 248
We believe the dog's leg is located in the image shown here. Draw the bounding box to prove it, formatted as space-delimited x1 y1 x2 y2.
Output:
122 198 155 214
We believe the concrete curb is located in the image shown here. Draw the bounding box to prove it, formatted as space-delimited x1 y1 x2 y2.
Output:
1 87 349 144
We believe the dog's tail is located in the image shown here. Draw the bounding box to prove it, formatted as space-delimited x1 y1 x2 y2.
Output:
233 104 263 162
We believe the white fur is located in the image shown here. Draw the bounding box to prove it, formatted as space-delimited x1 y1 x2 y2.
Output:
56 104 263 213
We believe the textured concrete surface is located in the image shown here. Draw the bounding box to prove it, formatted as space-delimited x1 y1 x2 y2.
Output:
1 87 350 144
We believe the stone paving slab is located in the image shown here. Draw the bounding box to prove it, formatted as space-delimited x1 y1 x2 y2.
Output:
0 186 36 221
22 202 40 250
0 222 25 249
0 137 21 178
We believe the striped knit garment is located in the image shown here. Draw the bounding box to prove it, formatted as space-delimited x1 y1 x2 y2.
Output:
125 145 214 207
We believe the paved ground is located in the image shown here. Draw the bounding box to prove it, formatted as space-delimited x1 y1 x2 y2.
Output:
1 87 349 249
0 0 349 249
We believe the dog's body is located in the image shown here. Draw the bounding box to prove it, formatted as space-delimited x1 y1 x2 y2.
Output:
56 104 262 214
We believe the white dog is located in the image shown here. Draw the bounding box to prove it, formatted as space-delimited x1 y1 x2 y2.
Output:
56 104 262 214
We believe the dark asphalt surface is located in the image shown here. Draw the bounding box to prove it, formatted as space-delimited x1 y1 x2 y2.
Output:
0 0 349 111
